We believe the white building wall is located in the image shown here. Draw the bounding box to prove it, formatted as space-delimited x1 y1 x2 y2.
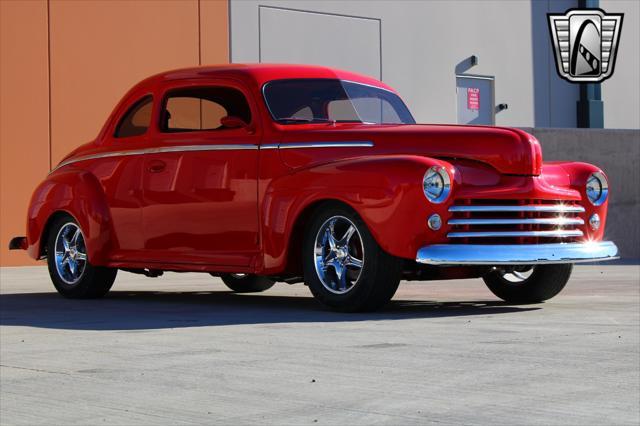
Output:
601 0 640 129
230 0 638 129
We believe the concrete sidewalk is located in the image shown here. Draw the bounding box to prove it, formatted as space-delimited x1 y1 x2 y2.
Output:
1 265 639 425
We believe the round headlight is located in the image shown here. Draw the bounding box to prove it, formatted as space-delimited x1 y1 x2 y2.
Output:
423 166 451 203
586 171 608 206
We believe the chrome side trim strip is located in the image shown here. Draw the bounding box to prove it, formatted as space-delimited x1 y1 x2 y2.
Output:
50 144 259 173
53 150 147 172
416 241 619 265
153 144 257 152
447 230 584 238
277 141 374 149
259 143 280 150
51 141 374 172
448 218 585 226
449 205 585 213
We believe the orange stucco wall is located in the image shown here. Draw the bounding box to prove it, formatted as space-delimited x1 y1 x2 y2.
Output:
0 0 229 266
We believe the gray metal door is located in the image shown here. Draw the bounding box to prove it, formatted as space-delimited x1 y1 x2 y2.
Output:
456 75 495 125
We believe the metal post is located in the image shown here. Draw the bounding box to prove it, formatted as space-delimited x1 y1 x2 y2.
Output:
576 0 604 128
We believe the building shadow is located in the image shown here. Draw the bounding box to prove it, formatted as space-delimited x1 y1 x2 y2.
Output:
0 290 540 331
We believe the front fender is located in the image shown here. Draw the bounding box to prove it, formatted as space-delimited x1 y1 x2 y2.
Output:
544 161 610 241
26 167 115 265
261 155 455 273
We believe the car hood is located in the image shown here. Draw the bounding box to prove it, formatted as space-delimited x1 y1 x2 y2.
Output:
278 124 542 176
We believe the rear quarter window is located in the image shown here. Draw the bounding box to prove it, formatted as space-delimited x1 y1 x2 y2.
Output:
115 95 153 138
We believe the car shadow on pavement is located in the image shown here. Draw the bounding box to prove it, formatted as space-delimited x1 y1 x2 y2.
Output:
0 290 540 331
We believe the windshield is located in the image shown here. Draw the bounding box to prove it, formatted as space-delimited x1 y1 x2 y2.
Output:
263 79 416 125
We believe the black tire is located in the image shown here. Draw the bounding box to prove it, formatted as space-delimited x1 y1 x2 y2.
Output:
302 204 402 312
219 274 275 293
482 264 573 303
46 214 117 299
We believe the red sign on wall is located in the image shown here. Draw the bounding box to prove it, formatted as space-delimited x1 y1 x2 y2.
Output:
467 88 480 111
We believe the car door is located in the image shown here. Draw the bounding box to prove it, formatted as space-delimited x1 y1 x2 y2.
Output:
142 80 260 267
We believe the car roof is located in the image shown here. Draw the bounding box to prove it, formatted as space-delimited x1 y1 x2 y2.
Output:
133 63 396 93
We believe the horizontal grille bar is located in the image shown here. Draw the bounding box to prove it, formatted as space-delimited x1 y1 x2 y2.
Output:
447 230 584 239
448 218 584 226
449 205 585 213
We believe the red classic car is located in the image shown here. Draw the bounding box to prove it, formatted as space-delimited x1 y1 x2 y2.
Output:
10 64 618 311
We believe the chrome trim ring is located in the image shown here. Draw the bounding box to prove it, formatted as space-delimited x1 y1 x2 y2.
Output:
423 166 451 204
416 241 619 265
427 214 442 231
313 215 365 295
586 171 609 206
54 222 87 285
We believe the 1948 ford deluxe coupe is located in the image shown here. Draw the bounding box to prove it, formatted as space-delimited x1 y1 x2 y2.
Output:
9 64 619 311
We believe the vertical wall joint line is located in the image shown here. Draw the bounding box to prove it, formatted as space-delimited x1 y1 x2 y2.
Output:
379 19 382 81
46 0 52 170
197 0 202 66
228 0 232 62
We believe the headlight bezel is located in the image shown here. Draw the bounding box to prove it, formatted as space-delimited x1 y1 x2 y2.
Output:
586 171 608 206
422 166 451 204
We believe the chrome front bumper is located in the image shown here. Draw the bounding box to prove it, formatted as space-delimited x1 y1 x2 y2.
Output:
416 241 619 265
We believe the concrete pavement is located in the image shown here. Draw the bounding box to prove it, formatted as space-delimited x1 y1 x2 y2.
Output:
1 265 639 425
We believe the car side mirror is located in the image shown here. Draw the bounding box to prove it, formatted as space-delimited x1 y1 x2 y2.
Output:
220 115 249 129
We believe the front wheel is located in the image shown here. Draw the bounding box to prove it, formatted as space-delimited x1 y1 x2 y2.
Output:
482 264 573 303
46 214 117 298
302 205 402 312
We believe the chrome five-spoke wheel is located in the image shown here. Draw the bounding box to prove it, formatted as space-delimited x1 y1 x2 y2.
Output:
303 205 402 312
314 215 365 295
54 222 87 285
47 214 117 299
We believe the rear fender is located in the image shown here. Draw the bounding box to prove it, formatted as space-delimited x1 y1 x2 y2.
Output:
261 155 455 273
26 167 115 265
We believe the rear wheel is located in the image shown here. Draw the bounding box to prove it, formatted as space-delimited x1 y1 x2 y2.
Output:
302 205 402 312
482 264 573 303
219 273 275 293
46 214 117 298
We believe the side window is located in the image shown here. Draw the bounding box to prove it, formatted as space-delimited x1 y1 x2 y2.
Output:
115 95 153 138
161 86 251 132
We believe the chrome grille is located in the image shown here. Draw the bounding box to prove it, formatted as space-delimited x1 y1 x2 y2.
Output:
447 200 585 244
